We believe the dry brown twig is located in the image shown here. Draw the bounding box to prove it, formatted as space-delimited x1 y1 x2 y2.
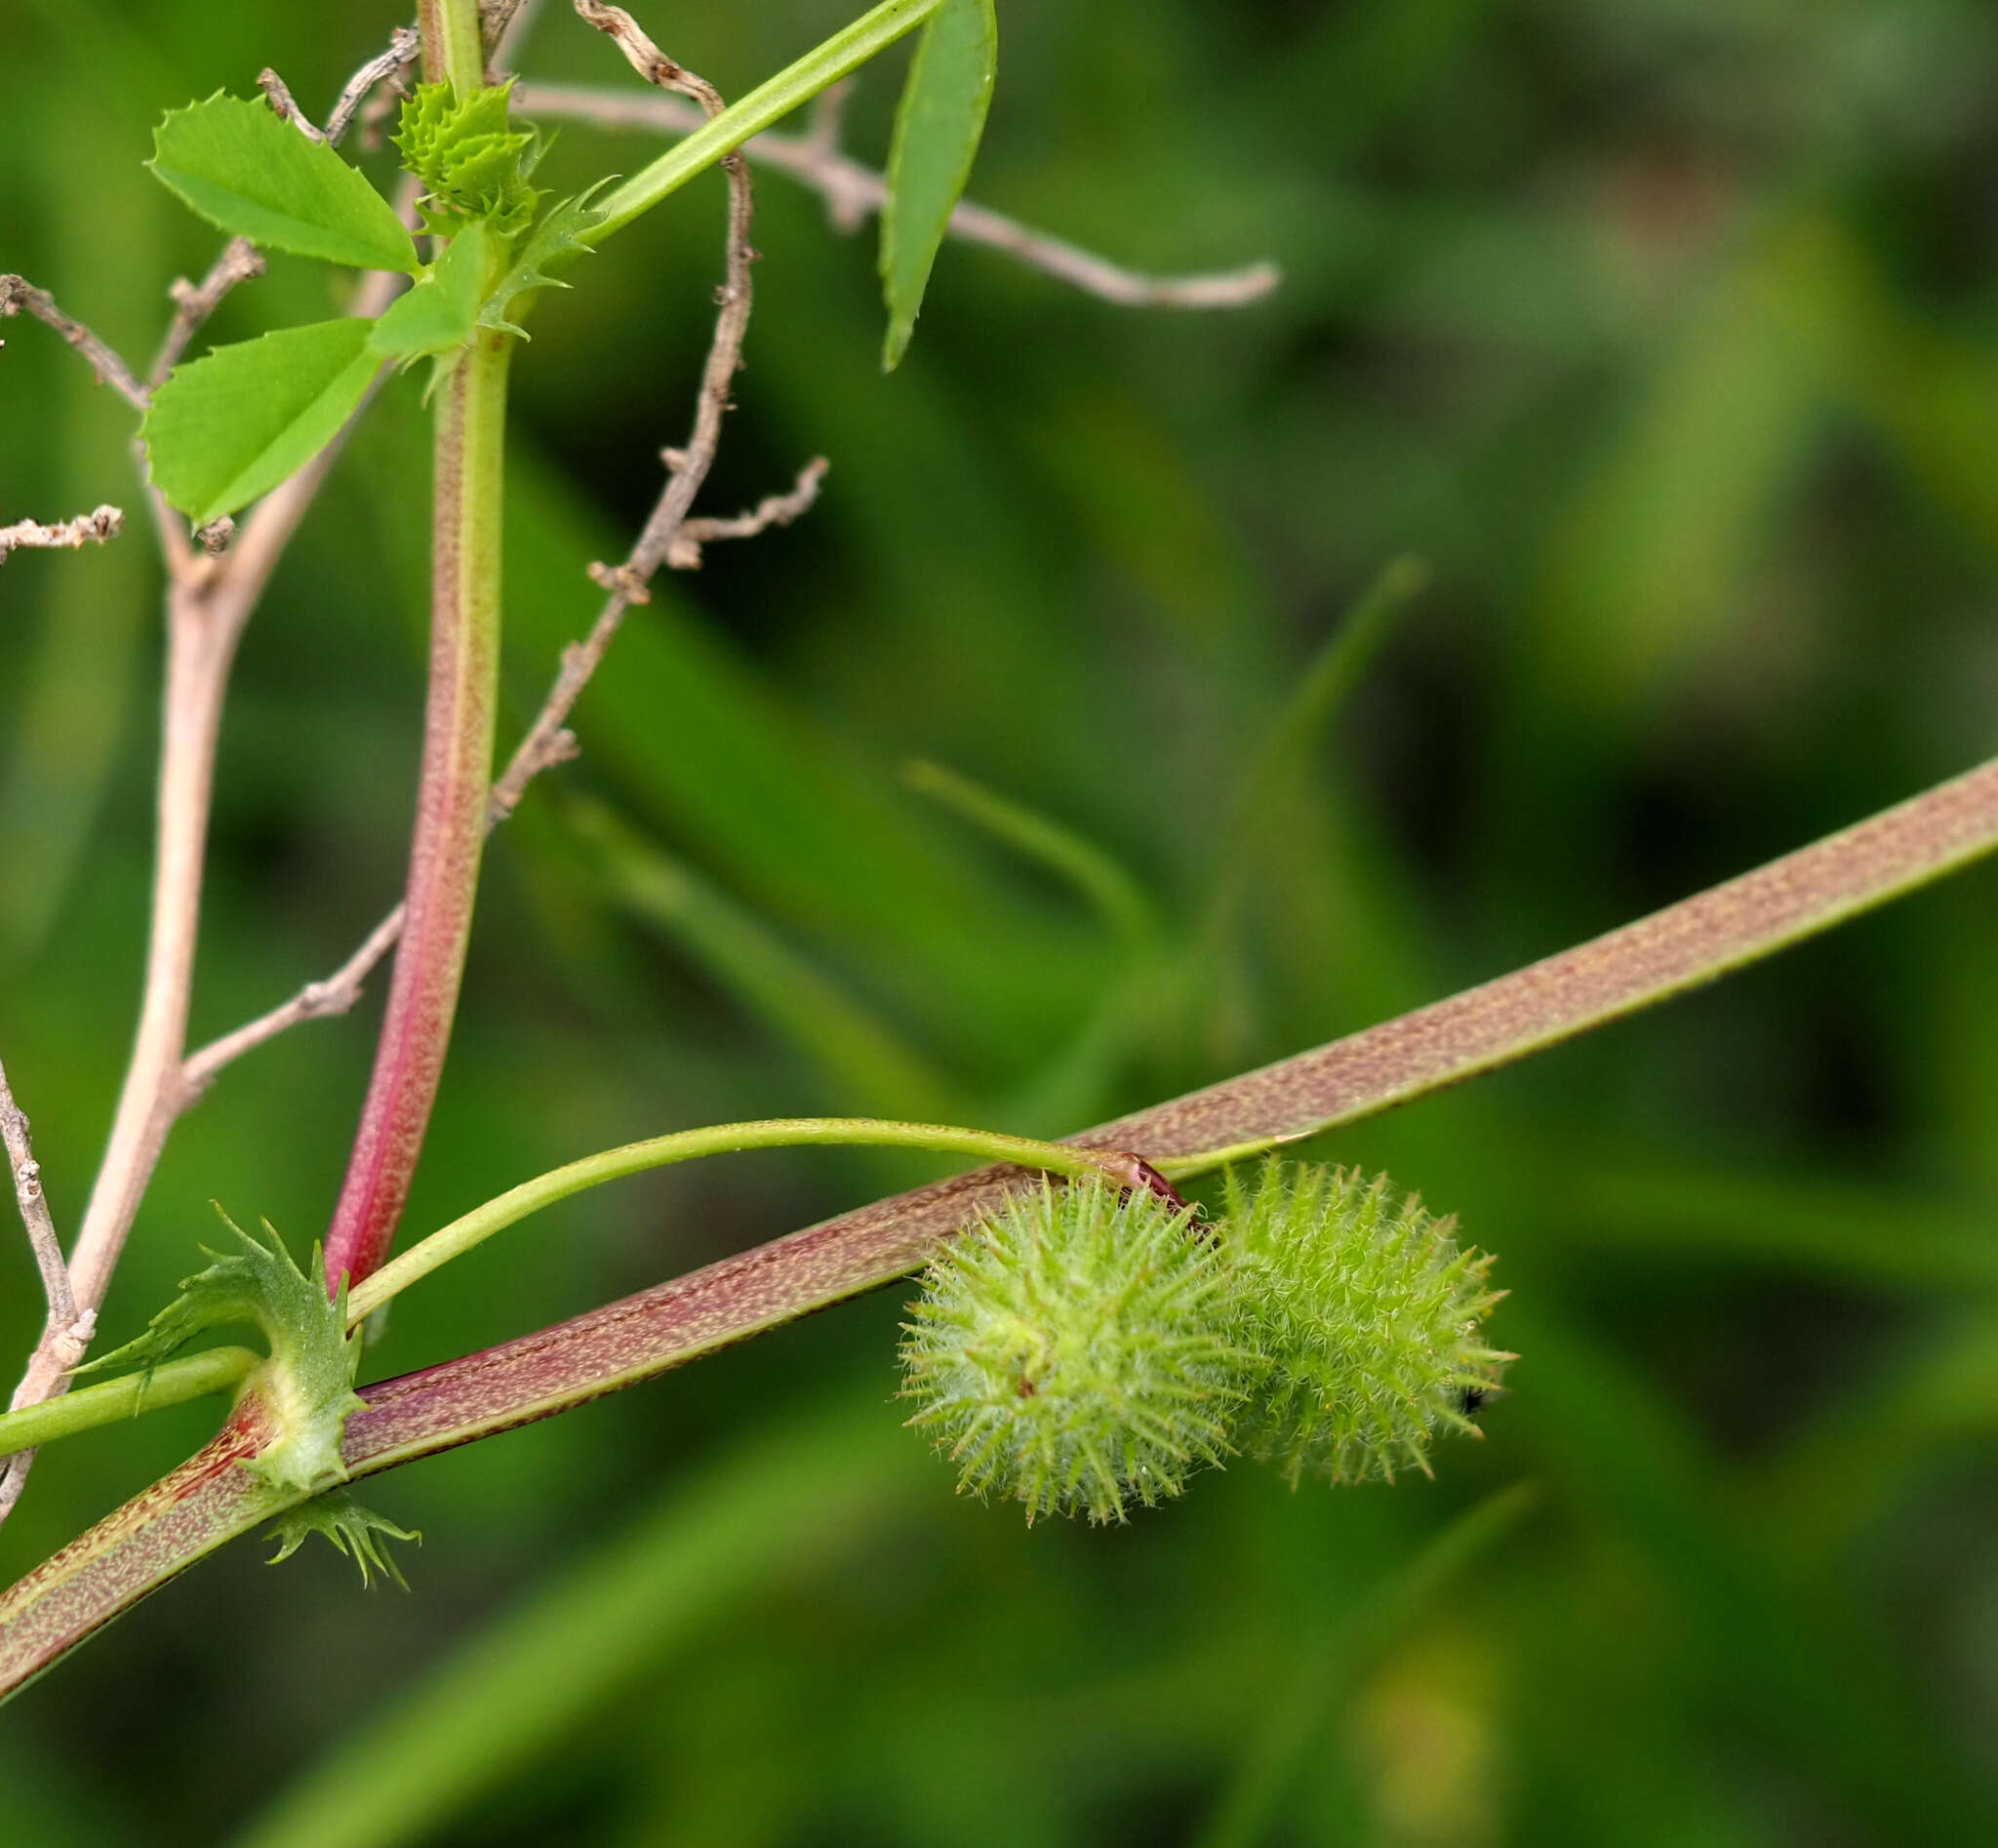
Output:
0 506 124 563
668 457 828 569
257 68 328 141
0 1059 91 1366
153 240 266 387
0 1056 93 1511
0 275 149 412
327 27 422 146
513 79 1284 309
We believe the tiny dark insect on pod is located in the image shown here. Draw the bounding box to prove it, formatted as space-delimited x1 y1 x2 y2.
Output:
1459 1386 1489 1417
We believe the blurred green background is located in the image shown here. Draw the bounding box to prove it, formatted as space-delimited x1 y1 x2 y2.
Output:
4 1 1997 1842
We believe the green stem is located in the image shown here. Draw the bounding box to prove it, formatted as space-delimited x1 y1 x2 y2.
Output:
346 1119 1158 1323
0 1346 260 1458
420 0 486 98
324 330 512 1293
583 0 943 247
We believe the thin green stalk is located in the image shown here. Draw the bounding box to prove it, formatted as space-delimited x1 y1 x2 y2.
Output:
583 0 943 247
324 330 512 1292
0 1347 260 1458
346 1119 1162 1322
903 759 1159 955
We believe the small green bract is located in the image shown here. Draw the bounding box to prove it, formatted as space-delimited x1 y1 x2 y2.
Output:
900 1175 1248 1524
1227 1162 1511 1486
265 1491 420 1589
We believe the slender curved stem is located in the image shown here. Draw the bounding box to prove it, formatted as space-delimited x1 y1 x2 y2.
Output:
345 1121 1170 1322
0 1348 260 1459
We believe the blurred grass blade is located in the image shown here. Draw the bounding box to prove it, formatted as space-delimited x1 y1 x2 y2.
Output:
1546 1158 1998 1295
229 1402 923 1848
1760 1313 1998 1568
1203 555 1426 944
879 0 997 368
1196 1481 1538 1848
904 757 1159 955
570 795 959 1119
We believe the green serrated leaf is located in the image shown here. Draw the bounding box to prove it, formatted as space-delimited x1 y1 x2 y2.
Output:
143 319 379 526
370 223 493 366
151 94 418 273
476 182 611 338
80 1208 364 1498
879 0 997 370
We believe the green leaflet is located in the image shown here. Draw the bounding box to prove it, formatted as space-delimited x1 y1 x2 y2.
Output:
143 319 379 525
879 0 997 369
371 223 493 366
150 94 418 273
79 1210 364 1498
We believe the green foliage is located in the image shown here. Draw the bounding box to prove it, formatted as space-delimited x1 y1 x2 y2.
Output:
900 1176 1248 1522
1226 1163 1510 1487
263 1491 420 1589
149 94 417 272
393 79 539 240
369 222 493 367
81 1210 362 1498
879 0 997 368
142 317 378 524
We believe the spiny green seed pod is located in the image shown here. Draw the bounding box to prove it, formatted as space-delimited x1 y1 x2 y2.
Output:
394 81 539 238
900 1175 1250 1525
1226 1162 1510 1487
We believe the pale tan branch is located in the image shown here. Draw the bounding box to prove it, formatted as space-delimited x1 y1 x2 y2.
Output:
152 239 265 387
0 1058 87 1360
513 80 1284 309
0 235 414 1522
0 1056 92 1523
0 506 123 564
0 275 149 410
